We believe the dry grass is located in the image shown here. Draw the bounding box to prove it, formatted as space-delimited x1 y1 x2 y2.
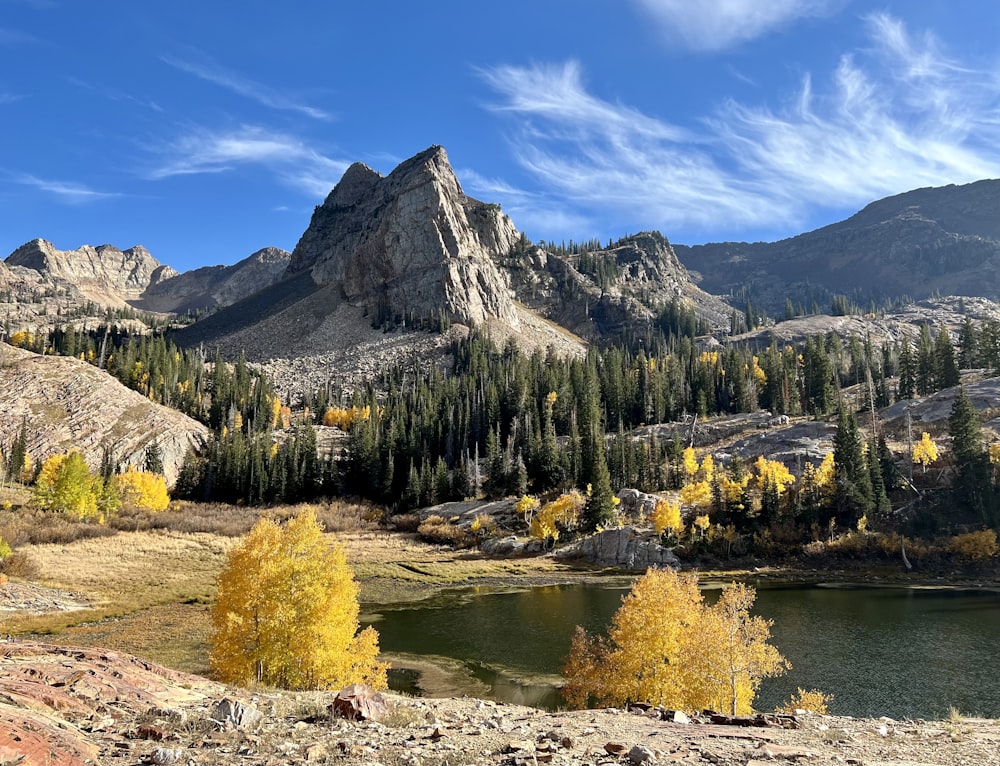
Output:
2 499 582 675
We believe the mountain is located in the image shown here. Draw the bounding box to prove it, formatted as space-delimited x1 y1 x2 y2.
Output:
176 146 727 380
134 246 291 314
2 240 290 329
288 145 521 328
0 343 209 486
7 239 177 304
675 179 1000 314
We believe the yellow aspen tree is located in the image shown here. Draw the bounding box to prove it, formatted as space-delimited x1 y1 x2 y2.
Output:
682 447 699 480
562 569 706 709
753 456 795 494
679 480 712 508
649 498 684 537
698 583 789 715
562 570 787 714
210 508 387 691
529 490 585 540
32 452 100 520
114 468 170 512
911 432 939 473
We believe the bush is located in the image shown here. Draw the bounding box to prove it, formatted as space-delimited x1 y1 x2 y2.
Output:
0 551 40 580
416 515 473 548
778 688 833 714
950 529 999 561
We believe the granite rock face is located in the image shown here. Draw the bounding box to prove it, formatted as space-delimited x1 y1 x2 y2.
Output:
290 145 520 327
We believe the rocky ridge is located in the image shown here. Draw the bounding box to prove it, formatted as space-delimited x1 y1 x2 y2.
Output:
2 641 997 766
2 240 290 333
506 231 731 340
676 178 1000 314
0 343 208 486
290 145 521 328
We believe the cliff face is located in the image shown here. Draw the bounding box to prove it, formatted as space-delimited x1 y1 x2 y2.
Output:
290 145 521 327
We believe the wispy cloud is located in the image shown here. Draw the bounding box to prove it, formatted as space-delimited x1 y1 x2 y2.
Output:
146 125 348 196
14 174 119 203
479 14 1000 240
631 0 835 51
162 52 332 121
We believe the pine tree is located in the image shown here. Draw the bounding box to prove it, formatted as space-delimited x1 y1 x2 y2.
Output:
948 387 996 525
934 327 961 389
832 407 873 522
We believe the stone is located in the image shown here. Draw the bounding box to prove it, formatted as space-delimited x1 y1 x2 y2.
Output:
554 526 680 569
605 741 629 755
305 742 328 761
629 743 657 764
330 684 389 722
213 698 264 731
150 748 183 765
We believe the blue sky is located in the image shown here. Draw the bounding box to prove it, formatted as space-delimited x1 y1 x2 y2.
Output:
3 1 1000 271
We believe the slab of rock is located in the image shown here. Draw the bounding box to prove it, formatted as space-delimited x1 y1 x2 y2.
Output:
555 526 679 569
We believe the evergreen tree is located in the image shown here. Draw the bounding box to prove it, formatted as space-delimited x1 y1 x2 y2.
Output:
934 327 961 389
948 387 996 525
144 441 164 474
897 338 916 400
832 407 873 522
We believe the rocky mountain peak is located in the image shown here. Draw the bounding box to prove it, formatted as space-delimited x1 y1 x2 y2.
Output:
7 238 177 298
290 145 520 327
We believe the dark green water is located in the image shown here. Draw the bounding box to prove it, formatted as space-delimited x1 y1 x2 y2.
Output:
364 581 1000 718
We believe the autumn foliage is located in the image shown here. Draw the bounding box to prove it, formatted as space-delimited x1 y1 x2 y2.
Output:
562 569 787 714
114 468 170 512
210 508 387 690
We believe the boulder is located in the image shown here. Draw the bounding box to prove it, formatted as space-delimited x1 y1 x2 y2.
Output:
555 526 679 569
330 684 388 722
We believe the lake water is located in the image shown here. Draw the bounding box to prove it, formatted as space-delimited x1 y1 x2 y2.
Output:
364 580 1000 718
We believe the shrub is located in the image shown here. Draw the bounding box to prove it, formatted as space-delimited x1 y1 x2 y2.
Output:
778 688 833 714
950 529 999 561
1 551 40 580
417 515 473 548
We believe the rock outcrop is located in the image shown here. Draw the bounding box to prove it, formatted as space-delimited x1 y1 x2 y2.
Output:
507 231 731 339
0 343 209 485
289 145 521 327
555 526 680 570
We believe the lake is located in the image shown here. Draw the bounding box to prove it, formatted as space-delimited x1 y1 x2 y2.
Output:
364 580 1000 718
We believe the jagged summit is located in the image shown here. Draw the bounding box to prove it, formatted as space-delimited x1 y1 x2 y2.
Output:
7 238 177 299
290 144 520 327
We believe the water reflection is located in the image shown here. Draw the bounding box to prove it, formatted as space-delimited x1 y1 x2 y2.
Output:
365 582 1000 718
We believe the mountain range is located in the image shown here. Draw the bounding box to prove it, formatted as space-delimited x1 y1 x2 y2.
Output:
3 146 1000 476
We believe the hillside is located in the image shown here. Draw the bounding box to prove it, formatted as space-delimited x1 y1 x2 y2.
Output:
676 178 1000 314
0 343 208 486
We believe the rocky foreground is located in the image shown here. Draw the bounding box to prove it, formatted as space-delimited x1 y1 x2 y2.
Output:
2 643 997 766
